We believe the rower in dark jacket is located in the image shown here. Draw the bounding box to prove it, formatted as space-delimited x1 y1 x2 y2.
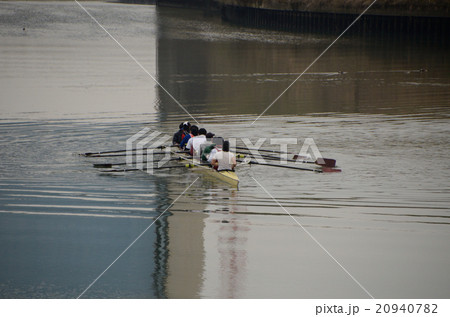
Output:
172 122 190 145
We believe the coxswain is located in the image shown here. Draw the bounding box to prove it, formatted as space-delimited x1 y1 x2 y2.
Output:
173 121 190 145
211 141 236 171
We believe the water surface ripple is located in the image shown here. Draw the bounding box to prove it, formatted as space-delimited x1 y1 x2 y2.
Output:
0 1 449 298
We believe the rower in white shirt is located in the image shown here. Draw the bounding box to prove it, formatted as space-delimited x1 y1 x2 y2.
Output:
186 127 207 156
211 141 236 171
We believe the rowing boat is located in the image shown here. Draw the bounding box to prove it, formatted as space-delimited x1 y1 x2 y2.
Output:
85 143 339 178
171 150 239 187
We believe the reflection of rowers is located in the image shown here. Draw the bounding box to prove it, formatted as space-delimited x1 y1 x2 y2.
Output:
211 141 236 171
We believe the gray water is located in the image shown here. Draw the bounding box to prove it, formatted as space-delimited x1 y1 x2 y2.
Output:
0 2 449 298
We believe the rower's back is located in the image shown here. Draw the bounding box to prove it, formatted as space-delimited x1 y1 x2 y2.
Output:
213 141 236 171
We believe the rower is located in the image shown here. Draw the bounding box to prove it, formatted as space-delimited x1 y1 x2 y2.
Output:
204 137 223 164
180 125 196 150
201 143 216 162
173 121 190 145
187 128 207 156
200 134 221 162
211 141 236 171
207 143 221 168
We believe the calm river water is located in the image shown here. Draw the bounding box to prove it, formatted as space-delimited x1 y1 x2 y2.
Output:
0 2 449 298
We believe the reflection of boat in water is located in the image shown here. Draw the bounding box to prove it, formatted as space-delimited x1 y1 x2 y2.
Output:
152 180 209 299
171 150 239 187
164 181 247 298
164 181 209 298
165 211 207 298
199 189 250 298
152 214 169 298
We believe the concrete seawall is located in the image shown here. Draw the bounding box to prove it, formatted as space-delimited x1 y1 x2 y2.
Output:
218 0 450 18
156 0 449 44
221 5 449 43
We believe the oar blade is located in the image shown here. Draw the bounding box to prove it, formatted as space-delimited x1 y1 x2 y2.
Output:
291 155 336 167
321 167 342 173
314 158 336 168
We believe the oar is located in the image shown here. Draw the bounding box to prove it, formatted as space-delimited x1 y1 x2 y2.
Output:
94 157 182 168
292 155 336 168
237 159 321 172
81 144 177 157
238 159 341 173
235 146 299 155
86 151 187 158
101 164 195 173
236 150 336 168
235 146 336 167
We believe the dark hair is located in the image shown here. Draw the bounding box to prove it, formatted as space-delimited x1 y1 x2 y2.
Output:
206 132 215 138
179 122 184 129
182 122 190 131
223 140 230 152
212 137 224 147
199 128 207 135
190 125 199 136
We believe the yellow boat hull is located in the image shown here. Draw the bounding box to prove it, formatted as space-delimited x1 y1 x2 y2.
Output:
172 151 239 187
